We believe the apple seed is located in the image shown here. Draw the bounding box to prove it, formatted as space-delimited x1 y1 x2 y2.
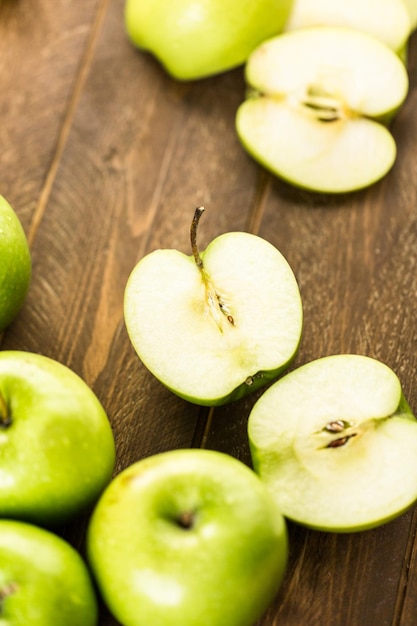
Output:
301 84 346 122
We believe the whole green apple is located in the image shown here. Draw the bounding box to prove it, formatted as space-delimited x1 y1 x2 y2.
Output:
124 207 303 406
248 354 417 532
0 195 31 332
87 448 288 626
124 0 294 80
0 519 98 625
0 350 116 526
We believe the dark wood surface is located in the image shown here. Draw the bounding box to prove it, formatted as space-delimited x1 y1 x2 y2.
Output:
1 1 417 624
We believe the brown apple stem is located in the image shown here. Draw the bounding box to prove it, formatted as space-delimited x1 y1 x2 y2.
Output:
190 206 205 271
0 391 11 428
189 206 235 330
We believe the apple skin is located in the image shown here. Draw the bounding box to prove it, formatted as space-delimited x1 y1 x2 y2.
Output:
0 350 116 527
0 519 98 626
87 448 288 626
124 0 294 80
0 195 31 332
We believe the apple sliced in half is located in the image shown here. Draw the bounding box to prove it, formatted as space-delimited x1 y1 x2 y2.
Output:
236 27 409 194
124 208 303 406
285 0 412 53
248 354 417 532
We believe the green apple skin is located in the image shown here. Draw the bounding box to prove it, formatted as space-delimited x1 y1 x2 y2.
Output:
124 229 303 407
0 519 98 626
0 351 116 527
87 448 288 626
124 0 294 80
248 354 417 532
0 195 31 332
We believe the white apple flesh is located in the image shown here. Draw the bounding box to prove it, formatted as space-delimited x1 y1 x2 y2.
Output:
285 0 412 52
248 354 417 532
236 27 409 193
124 208 303 406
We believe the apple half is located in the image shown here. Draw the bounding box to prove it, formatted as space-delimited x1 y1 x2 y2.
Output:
124 208 303 406
248 354 417 532
236 27 409 194
285 0 412 53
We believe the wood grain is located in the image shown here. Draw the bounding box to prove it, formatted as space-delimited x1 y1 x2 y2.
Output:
1 0 417 624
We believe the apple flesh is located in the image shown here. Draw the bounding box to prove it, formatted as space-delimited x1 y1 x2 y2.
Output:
248 354 417 532
236 27 409 193
0 519 98 625
0 350 116 526
87 448 288 626
285 0 412 53
124 208 303 406
0 195 31 332
124 0 294 80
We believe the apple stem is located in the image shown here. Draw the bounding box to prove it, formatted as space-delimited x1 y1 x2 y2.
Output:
190 206 205 270
177 511 194 530
190 207 235 331
0 391 11 428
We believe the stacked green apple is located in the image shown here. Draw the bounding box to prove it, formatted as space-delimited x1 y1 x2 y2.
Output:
124 0 294 80
236 26 410 193
124 207 303 405
0 195 31 332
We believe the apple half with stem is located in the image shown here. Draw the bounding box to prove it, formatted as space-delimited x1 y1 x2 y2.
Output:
248 354 417 532
0 519 98 625
236 27 409 194
0 195 31 332
87 448 288 626
0 350 116 527
124 207 303 406
124 0 294 81
284 0 412 53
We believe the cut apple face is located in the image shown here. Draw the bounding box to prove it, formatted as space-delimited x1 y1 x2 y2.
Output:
285 0 412 52
403 0 417 30
124 208 303 406
236 27 409 193
248 354 417 532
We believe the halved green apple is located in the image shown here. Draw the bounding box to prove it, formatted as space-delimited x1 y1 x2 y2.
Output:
285 0 412 53
236 27 409 193
248 354 417 532
124 208 303 406
403 0 417 30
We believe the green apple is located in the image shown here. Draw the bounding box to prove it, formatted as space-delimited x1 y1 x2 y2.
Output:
124 207 303 406
0 350 116 526
236 27 409 193
0 195 31 332
87 448 288 626
248 354 417 532
0 519 98 625
285 0 412 53
124 0 294 80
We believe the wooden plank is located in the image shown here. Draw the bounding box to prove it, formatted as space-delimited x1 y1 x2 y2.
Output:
0 0 101 230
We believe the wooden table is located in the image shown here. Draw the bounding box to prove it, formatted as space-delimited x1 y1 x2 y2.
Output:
1 1 417 624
